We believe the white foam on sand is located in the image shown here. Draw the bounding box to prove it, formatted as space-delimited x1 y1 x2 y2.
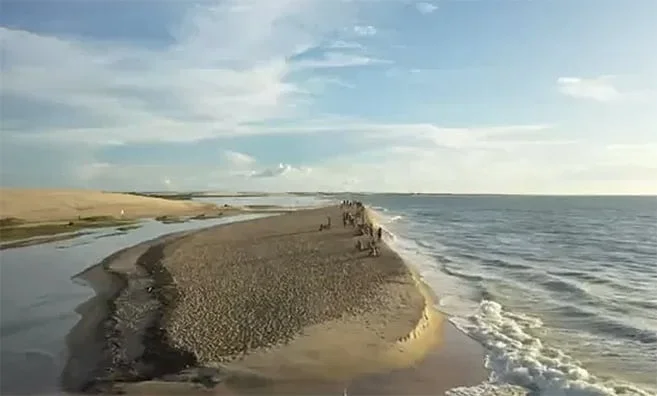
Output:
451 301 654 396
366 207 656 396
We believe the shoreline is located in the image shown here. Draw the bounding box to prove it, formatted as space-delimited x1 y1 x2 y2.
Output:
63 230 194 392
62 204 487 394
0 188 303 246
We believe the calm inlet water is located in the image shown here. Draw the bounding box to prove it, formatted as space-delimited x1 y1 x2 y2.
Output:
0 211 275 394
357 194 657 396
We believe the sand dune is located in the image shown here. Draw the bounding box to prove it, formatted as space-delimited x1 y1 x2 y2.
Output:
0 188 217 222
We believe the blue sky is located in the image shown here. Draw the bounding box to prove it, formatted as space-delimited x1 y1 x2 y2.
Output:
1 0 656 193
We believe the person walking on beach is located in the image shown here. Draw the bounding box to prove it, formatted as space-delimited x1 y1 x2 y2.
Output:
377 227 382 241
368 239 379 257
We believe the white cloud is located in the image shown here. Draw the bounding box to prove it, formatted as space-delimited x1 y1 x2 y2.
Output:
0 0 366 145
293 52 390 69
35 125 656 195
251 122 553 149
301 137 657 195
3 1 655 195
415 2 438 14
222 150 256 167
557 76 621 102
250 163 311 178
329 40 364 49
304 76 356 91
353 25 377 36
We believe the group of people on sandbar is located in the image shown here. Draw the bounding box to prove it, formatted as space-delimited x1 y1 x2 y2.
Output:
340 200 383 257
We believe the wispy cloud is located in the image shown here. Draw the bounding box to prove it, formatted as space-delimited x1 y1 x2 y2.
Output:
3 0 655 195
250 163 311 178
557 76 620 102
329 40 364 49
415 2 438 14
293 52 390 69
305 76 356 91
0 0 361 145
353 25 377 36
222 150 256 167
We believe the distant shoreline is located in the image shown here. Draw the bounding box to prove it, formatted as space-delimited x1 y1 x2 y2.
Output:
119 190 657 198
0 189 296 245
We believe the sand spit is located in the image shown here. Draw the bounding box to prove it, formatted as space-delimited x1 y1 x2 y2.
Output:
63 205 447 394
63 230 197 392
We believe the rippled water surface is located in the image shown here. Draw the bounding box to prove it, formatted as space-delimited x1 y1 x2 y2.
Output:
358 194 657 395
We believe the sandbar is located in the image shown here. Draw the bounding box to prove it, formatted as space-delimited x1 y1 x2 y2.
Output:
63 205 487 394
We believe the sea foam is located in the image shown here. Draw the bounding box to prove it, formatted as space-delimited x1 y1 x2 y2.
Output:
367 207 656 396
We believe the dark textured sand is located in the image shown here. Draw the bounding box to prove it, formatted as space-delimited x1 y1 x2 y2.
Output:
64 205 486 395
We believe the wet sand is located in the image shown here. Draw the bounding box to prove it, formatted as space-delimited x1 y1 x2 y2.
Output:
63 205 487 394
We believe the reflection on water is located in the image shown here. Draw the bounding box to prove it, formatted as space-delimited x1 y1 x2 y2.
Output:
0 214 272 395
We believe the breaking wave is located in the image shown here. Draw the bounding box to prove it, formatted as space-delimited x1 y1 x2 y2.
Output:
367 205 656 396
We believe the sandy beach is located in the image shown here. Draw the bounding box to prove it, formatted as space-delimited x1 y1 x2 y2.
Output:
0 189 248 244
0 189 219 222
63 204 486 395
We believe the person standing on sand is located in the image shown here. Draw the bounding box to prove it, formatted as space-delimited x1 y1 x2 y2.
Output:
368 239 379 257
377 227 382 241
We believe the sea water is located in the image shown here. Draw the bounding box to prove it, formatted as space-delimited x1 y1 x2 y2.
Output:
355 194 657 396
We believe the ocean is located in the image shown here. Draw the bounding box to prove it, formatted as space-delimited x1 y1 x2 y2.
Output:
354 194 657 396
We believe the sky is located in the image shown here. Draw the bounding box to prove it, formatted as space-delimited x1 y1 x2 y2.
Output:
1 0 656 194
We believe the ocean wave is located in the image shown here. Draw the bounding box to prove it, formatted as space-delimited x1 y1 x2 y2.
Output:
446 383 528 396
539 277 593 301
442 264 486 283
451 301 654 396
547 270 613 285
481 258 532 271
365 205 656 396
543 304 657 344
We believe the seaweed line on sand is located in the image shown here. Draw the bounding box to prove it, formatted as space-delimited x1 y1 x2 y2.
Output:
135 243 198 376
78 239 201 394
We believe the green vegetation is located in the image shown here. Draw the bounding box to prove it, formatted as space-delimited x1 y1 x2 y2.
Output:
0 217 25 227
0 217 138 242
245 205 283 210
125 192 195 200
116 224 143 232
190 212 225 220
0 233 85 250
155 215 188 224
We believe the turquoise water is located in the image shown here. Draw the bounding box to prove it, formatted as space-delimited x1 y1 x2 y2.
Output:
353 194 657 396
